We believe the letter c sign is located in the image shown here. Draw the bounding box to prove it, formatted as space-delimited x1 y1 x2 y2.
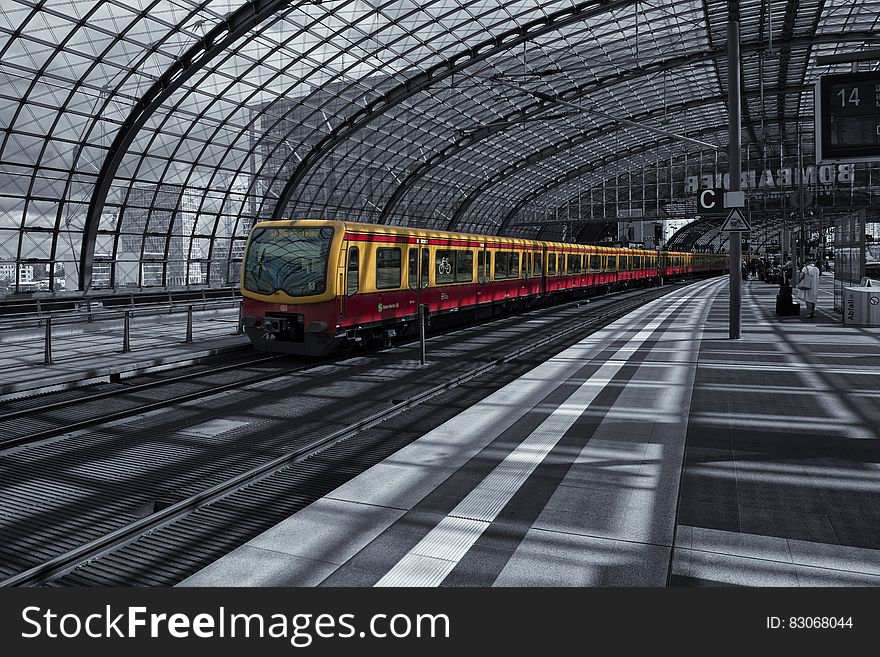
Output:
697 187 725 213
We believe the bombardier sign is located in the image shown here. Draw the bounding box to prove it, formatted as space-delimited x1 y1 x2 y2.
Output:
685 163 854 193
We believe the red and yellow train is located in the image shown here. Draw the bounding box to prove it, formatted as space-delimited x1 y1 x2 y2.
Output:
240 219 727 355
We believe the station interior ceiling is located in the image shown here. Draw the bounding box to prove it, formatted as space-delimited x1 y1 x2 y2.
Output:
1 0 880 295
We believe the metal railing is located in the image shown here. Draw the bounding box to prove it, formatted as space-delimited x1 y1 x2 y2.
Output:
0 288 245 366
0 286 241 323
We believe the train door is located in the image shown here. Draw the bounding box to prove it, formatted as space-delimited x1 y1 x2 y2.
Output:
477 244 489 301
407 242 429 315
540 247 547 295
535 248 545 296
343 243 359 322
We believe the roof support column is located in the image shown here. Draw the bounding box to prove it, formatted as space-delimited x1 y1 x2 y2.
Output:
728 20 742 340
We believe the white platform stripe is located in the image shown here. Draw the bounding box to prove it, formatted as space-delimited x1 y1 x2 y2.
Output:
375 283 713 587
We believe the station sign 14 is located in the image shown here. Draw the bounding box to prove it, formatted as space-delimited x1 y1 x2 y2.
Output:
815 70 880 164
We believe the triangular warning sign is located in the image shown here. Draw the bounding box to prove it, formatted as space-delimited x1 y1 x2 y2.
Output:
719 208 751 231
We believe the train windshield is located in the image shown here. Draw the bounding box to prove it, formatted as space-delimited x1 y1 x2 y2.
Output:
244 226 334 296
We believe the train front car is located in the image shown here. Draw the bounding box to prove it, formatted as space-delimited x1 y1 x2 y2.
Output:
240 220 344 355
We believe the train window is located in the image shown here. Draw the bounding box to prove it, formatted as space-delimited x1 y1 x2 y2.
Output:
547 253 556 275
435 250 454 284
477 251 485 282
566 253 581 274
633 255 641 269
619 255 628 270
376 247 401 289
607 255 617 270
408 248 428 289
533 252 542 277
456 250 474 283
436 249 473 284
243 226 333 297
347 246 359 296
589 255 601 272
522 252 530 278
511 252 520 278
494 252 509 279
494 251 519 279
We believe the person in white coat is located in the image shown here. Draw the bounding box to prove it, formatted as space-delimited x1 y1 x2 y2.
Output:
797 258 820 318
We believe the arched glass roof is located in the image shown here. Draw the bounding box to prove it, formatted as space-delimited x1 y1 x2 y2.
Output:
1 0 879 295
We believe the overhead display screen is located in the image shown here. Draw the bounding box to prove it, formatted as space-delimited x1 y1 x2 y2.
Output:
816 71 880 163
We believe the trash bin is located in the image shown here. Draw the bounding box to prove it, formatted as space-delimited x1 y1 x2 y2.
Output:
843 284 880 326
776 285 799 316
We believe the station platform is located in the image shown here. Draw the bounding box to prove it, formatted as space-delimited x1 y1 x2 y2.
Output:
0 306 247 398
181 275 880 587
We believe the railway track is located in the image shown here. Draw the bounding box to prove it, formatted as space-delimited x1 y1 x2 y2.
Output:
0 353 295 450
0 280 707 586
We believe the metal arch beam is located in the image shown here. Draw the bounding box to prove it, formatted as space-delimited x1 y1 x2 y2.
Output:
695 220 726 249
708 0 761 151
793 0 833 134
668 217 725 251
80 0 296 290
380 51 734 226
458 106 805 237
441 86 810 232
444 97 721 232
382 50 731 227
667 220 711 250
775 0 801 146
377 108 568 225
375 32 872 227
269 0 643 222
496 124 726 233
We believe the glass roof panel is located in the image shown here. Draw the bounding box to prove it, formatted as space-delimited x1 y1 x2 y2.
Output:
1 0 880 295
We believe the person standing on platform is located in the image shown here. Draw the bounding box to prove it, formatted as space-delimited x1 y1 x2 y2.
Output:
783 257 794 286
797 258 820 319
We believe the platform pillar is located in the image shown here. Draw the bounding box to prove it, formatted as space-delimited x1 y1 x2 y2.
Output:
123 310 131 353
185 305 193 343
728 20 742 339
43 317 53 365
419 304 428 366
